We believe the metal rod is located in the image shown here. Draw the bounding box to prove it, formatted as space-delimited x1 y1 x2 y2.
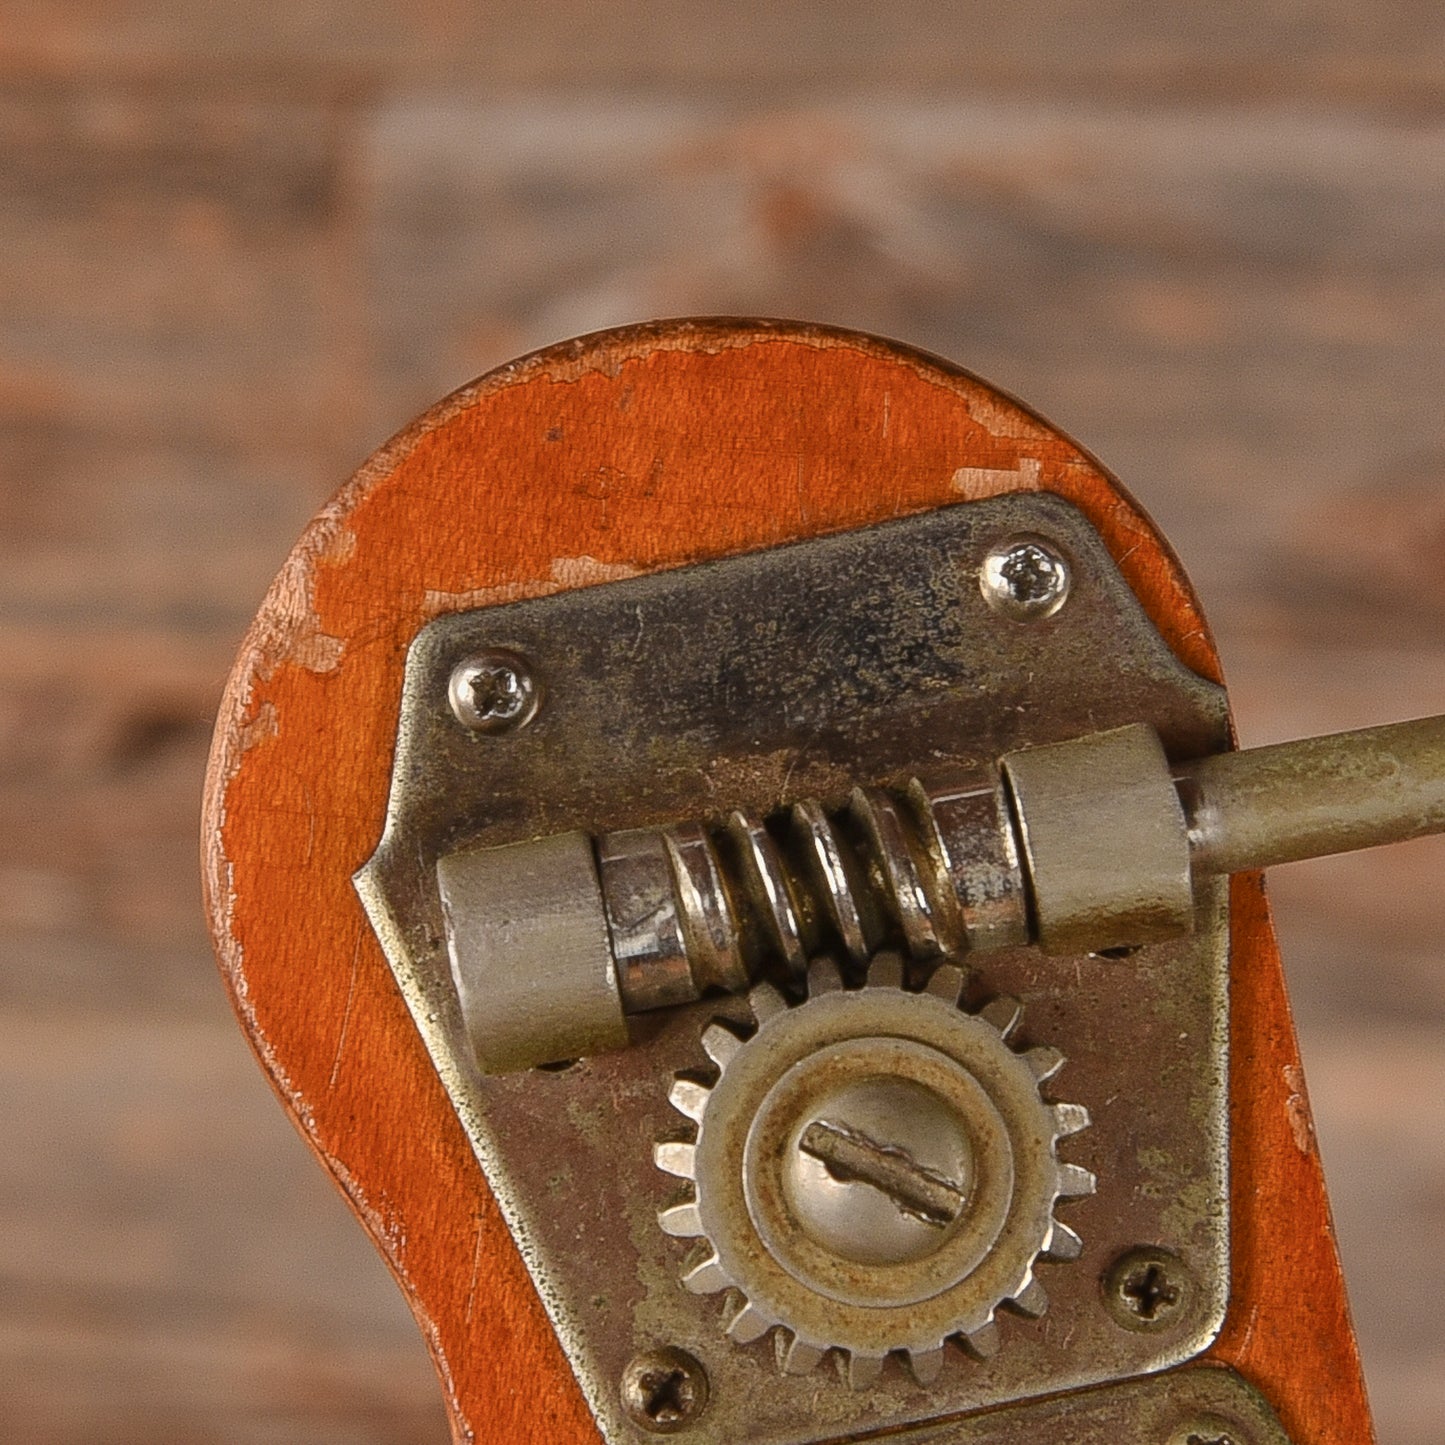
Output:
1177 714 1445 877
439 714 1445 1069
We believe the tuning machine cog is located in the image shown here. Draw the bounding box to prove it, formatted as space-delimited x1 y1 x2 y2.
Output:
654 952 1095 1389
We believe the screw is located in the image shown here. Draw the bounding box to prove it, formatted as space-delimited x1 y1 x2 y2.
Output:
620 1347 708 1434
799 1118 967 1227
1168 1417 1245 1445
1102 1246 1197 1332
979 535 1071 621
784 1076 975 1267
447 649 539 733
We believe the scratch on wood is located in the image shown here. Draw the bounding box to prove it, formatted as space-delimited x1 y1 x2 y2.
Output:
211 934 318 1137
332 1156 408 1262
951 456 1043 499
301 774 317 867
329 929 364 1091
463 1222 485 1326
1237 1301 1261 1357
466 319 896 389
1284 1063 1316 1154
457 323 1070 448
202 746 319 1147
200 505 356 993
423 555 641 618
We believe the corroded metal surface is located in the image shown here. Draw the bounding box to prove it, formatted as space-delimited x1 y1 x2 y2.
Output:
436 831 627 1073
890 1363 1293 1444
1179 713 1445 875
355 493 1233 1444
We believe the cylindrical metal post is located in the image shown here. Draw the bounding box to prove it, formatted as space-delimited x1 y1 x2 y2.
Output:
436 715 1445 1071
1177 715 1445 877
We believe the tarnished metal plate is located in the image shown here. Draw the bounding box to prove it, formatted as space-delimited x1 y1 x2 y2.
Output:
355 493 1233 1444
891 1364 1293 1444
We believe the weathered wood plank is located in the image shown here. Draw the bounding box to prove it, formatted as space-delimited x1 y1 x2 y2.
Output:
1295 1026 1445 1445
0 75 362 461
2 2 1443 103
359 98 1445 631
0 32 1442 1443
0 1011 450 1444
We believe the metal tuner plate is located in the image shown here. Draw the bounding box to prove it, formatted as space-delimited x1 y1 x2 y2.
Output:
889 1364 1292 1445
355 492 1232 1444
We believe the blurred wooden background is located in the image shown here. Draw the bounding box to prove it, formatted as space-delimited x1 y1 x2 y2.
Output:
1 4 1443 1443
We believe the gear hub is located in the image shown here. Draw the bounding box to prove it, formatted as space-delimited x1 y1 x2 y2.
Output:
654 953 1095 1388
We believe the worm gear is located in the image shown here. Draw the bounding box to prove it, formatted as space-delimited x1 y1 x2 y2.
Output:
654 952 1095 1389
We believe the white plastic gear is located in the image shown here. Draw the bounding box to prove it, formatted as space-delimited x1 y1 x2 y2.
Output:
654 952 1095 1389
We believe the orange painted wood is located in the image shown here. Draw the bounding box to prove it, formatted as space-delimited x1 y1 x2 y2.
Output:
202 319 1373 1443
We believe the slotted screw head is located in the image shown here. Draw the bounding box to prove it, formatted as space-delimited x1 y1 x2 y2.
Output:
447 649 539 733
783 1075 975 1267
620 1347 709 1433
979 535 1071 621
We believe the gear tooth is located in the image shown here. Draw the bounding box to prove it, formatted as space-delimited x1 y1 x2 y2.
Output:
682 1252 729 1295
1057 1162 1097 1199
779 1336 826 1376
1043 1220 1085 1262
866 951 905 990
668 1077 711 1123
658 1200 704 1238
1052 1101 1090 1137
659 951 1092 1387
701 1021 744 1067
924 962 967 1003
961 1320 1002 1360
1024 1044 1065 1082
1009 1276 1049 1318
653 1141 697 1181
846 1352 886 1390
907 1346 946 1386
807 956 845 994
979 995 1022 1039
749 982 788 1025
725 1300 773 1344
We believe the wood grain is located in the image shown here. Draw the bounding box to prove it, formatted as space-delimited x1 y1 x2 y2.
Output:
203 319 1373 1443
6 1 1443 102
3 18 1444 1441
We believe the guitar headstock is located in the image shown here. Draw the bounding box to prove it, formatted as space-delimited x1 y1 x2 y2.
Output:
205 319 1389 1445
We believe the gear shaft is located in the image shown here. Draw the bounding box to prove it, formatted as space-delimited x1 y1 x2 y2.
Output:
438 714 1445 1072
